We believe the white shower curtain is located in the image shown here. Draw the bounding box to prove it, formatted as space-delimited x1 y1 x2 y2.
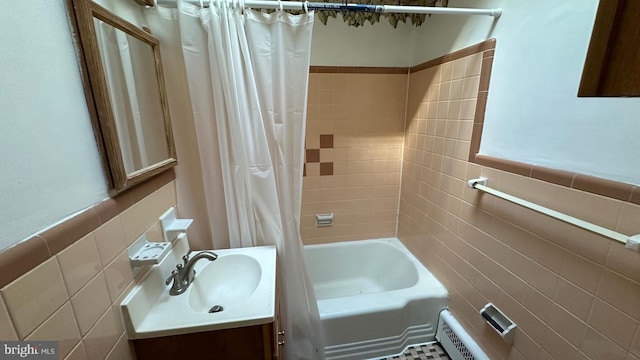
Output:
146 2 324 359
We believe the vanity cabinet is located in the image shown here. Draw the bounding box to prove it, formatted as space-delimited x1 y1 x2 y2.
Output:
132 319 282 360
132 284 283 360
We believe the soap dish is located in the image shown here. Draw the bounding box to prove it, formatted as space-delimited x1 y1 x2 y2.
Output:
128 234 172 267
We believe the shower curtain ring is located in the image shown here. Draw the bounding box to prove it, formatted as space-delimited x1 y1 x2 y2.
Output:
278 0 283 13
303 0 309 13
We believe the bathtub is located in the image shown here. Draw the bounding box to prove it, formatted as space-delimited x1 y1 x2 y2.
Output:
305 238 448 360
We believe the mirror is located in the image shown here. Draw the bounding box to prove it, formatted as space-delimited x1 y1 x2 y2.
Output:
68 0 176 191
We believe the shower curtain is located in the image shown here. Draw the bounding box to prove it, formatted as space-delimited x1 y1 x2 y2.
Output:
146 2 324 359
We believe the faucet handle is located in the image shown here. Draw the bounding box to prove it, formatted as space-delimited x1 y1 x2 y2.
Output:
165 269 180 286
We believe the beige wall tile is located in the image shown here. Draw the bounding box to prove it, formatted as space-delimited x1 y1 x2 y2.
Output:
71 272 111 336
144 222 165 243
588 299 639 349
65 342 88 360
580 327 627 360
26 303 80 358
465 53 483 77
106 334 133 360
112 283 134 335
105 338 126 360
119 183 176 246
103 251 135 303
560 252 603 293
57 233 102 296
302 73 405 244
93 217 127 267
554 278 594 321
548 303 587 347
0 294 18 340
504 249 558 298
596 270 640 320
605 241 640 283
156 182 178 214
83 308 121 360
631 328 640 358
566 227 612 265
542 328 582 360
616 202 640 235
1 257 68 338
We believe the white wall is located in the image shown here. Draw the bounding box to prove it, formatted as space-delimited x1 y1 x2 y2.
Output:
310 16 415 67
0 0 109 251
412 0 640 185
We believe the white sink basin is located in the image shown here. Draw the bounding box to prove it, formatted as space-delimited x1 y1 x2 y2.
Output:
120 235 277 339
188 254 262 313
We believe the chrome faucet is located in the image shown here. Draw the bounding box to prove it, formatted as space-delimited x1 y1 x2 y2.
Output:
165 251 218 296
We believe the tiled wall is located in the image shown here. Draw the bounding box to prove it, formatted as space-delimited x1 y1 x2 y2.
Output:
301 69 407 244
0 176 177 360
398 44 640 360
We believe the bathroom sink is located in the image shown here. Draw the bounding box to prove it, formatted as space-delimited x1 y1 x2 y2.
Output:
188 254 262 313
120 235 277 339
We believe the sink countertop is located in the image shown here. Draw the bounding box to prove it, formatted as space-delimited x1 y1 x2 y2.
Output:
120 234 277 339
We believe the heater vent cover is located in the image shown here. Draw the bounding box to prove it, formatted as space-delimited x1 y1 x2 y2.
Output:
436 310 488 360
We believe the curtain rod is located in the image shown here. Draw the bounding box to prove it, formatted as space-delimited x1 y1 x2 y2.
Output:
155 0 502 17
467 177 640 252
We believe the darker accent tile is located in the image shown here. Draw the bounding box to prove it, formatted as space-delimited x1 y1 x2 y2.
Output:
306 149 320 163
468 123 484 161
474 91 488 125
320 162 334 176
151 168 176 189
320 134 334 148
479 56 494 92
410 38 496 73
94 196 133 224
531 166 576 188
310 66 407 74
123 168 175 203
631 187 640 205
572 174 634 201
40 206 101 255
0 235 51 288
309 66 338 73
475 154 533 177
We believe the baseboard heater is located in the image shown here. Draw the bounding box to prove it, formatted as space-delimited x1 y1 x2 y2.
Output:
436 310 488 360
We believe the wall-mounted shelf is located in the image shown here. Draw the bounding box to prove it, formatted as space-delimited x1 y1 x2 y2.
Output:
128 234 172 268
160 207 193 243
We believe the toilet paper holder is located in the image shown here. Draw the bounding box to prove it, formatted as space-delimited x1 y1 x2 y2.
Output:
480 303 517 344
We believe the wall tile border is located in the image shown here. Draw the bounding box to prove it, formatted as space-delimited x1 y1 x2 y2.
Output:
474 154 640 203
310 66 408 74
409 39 496 73
0 170 175 288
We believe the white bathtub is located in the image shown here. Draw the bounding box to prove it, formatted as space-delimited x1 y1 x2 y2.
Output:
305 238 448 360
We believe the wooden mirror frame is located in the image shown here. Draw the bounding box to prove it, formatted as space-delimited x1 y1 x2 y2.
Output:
67 0 177 192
